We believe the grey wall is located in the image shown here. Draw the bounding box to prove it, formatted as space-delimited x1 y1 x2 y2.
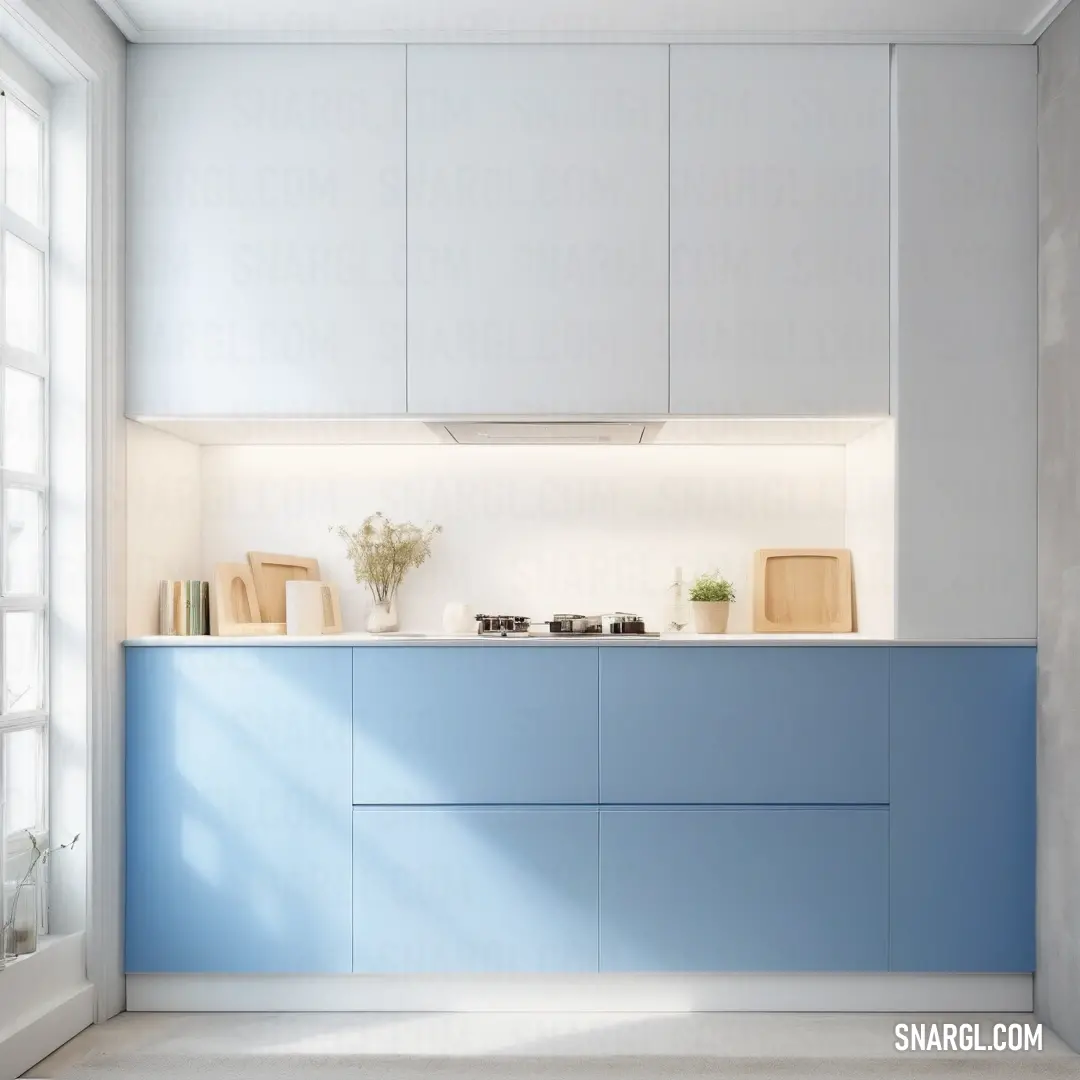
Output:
1038 0 1080 1052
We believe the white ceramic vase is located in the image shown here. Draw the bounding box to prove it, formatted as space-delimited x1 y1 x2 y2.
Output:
367 597 399 634
692 600 731 634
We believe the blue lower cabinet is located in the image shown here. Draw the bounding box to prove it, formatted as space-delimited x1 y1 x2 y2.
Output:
353 808 599 972
353 646 598 804
600 808 889 972
890 647 1036 972
125 647 353 973
123 642 1036 978
600 647 888 804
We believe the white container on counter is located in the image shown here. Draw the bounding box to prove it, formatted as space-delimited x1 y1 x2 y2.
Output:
442 602 476 635
286 580 342 635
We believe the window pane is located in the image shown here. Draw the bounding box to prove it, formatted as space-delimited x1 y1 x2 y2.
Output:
4 234 44 353
4 610 42 712
2 368 43 474
5 99 43 225
4 488 42 596
2 726 43 835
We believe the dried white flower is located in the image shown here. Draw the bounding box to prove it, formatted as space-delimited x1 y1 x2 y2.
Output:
331 513 442 604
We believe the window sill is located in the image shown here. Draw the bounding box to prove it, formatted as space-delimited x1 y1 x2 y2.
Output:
0 931 85 999
2 931 69 970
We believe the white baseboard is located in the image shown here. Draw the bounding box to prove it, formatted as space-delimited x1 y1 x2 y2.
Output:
127 973 1033 1014
0 935 94 1080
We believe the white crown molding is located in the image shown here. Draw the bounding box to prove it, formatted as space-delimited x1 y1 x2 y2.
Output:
128 29 1029 45
1026 0 1076 40
92 0 140 40
96 0 1072 45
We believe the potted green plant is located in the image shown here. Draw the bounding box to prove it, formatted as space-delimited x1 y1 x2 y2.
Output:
332 513 441 633
689 571 736 634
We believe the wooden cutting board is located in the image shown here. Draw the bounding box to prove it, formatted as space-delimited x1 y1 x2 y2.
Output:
247 552 321 625
753 548 853 633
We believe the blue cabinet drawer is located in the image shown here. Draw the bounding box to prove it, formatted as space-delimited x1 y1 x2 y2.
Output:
353 646 598 804
599 647 888 804
890 647 1035 972
353 808 599 972
125 647 353 973
600 807 889 971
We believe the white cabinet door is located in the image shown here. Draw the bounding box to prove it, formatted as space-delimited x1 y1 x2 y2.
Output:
406 46 669 415
894 47 1037 640
127 46 406 417
669 46 890 416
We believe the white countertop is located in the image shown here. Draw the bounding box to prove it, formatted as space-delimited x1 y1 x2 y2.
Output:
123 633 1035 647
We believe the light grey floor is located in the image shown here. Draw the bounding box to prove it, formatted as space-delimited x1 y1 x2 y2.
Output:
25 1012 1080 1079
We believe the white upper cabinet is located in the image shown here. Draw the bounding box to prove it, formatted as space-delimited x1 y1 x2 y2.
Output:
127 46 406 417
406 46 669 416
669 46 890 416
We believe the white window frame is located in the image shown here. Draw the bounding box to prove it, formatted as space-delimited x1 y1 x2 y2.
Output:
0 73 50 945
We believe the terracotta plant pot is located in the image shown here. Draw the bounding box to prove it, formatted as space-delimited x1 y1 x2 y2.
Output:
692 600 731 634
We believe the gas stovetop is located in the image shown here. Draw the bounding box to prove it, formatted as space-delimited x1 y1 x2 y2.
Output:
474 613 656 637
474 615 532 637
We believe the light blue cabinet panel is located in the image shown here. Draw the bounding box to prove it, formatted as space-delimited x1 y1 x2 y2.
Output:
353 647 598 804
890 647 1036 972
600 808 889 971
353 808 599 972
126 647 353 973
600 647 888 804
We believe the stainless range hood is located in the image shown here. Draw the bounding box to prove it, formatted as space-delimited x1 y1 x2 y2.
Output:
432 421 663 445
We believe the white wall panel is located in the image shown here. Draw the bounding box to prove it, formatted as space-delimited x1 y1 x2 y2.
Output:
894 46 1037 639
844 421 896 637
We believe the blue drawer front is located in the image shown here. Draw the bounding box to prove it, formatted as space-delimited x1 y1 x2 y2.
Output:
600 807 889 972
353 808 599 972
125 647 354 973
890 647 1036 972
353 646 598 804
600 647 888 804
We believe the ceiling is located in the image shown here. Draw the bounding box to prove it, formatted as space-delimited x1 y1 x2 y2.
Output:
96 0 1072 44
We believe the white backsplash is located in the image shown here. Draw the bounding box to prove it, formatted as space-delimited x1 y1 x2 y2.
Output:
128 421 203 639
193 443 851 635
